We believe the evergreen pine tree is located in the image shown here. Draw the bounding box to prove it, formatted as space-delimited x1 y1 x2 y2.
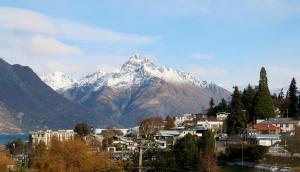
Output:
252 67 275 119
226 86 247 135
219 98 228 112
287 78 299 118
209 98 215 109
241 84 257 122
207 98 216 117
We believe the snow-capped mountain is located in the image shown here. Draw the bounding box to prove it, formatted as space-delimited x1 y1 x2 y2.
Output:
42 55 231 127
74 54 209 90
41 72 76 90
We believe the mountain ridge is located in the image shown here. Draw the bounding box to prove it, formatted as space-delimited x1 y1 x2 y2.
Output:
42 54 225 91
0 58 116 133
57 55 232 127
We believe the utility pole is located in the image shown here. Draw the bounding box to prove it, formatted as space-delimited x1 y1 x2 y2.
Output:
138 146 143 172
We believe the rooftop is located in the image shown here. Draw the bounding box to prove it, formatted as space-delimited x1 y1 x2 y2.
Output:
260 118 300 124
252 124 281 131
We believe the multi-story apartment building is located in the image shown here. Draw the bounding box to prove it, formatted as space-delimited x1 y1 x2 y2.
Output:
29 130 75 145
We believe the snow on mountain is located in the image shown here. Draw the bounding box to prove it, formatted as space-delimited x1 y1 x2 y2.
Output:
42 54 216 91
75 54 210 90
77 69 107 87
41 72 76 90
271 87 288 97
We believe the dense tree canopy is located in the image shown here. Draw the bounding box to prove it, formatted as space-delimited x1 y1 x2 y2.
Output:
5 139 25 155
74 123 91 137
287 78 299 118
241 84 257 122
226 86 247 135
174 134 200 171
252 67 275 119
31 138 123 172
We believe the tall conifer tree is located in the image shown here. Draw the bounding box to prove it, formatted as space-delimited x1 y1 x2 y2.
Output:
226 86 247 135
241 84 257 122
287 78 299 118
252 67 275 119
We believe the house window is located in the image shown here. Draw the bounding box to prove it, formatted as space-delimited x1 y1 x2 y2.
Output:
280 124 283 127
286 124 289 127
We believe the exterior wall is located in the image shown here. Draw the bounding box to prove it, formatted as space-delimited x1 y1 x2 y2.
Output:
216 112 229 121
30 130 75 146
258 138 281 147
175 114 194 126
94 128 129 135
273 123 295 133
197 121 223 130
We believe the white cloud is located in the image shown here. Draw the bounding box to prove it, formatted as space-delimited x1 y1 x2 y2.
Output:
0 33 81 55
45 60 87 73
0 7 157 44
0 7 57 35
0 7 157 78
29 35 81 54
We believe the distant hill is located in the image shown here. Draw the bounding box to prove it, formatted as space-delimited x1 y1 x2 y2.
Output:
0 58 115 133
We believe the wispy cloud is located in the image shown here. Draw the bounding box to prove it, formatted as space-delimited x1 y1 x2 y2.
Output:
0 7 157 44
0 7 158 77
45 60 87 73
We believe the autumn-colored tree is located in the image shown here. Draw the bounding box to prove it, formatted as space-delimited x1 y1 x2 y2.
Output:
0 150 14 172
139 117 164 139
32 138 123 172
164 115 175 130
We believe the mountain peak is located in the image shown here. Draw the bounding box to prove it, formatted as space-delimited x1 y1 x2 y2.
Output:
128 54 153 64
121 54 157 73
41 71 75 90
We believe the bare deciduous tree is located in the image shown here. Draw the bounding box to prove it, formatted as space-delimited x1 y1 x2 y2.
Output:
139 117 164 139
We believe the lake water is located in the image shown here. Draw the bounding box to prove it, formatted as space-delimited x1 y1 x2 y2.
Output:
0 133 29 144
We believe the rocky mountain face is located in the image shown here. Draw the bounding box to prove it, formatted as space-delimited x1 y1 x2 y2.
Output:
51 55 231 127
0 58 115 133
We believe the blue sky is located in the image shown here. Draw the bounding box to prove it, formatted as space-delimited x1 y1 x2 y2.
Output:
0 0 300 90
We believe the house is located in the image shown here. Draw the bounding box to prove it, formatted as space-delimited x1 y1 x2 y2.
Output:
107 136 137 152
29 130 75 146
154 130 181 146
174 114 195 126
247 134 281 147
259 118 300 133
216 112 230 121
154 127 207 148
155 140 167 149
196 120 223 131
94 128 129 135
178 126 207 138
247 124 281 135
